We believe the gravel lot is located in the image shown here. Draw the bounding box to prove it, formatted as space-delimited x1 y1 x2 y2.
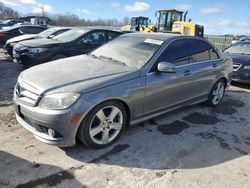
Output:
1 48 250 188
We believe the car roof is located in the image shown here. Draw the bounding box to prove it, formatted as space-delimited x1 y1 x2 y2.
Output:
121 32 191 41
68 27 124 33
3 24 46 30
237 40 250 44
47 26 73 30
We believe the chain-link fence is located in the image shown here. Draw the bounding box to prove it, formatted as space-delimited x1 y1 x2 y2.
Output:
205 35 233 50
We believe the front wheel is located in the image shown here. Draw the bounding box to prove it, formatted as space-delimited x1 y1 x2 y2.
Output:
77 101 127 148
206 79 226 107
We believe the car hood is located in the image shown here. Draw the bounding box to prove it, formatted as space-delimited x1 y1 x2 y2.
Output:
19 38 61 48
225 52 250 66
19 55 140 95
6 34 38 44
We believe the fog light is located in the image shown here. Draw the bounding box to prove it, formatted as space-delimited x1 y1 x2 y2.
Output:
48 128 56 138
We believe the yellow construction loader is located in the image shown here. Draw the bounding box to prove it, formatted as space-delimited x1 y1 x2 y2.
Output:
156 9 204 37
122 9 204 37
121 16 157 32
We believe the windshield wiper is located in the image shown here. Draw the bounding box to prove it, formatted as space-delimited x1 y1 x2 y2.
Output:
99 55 126 66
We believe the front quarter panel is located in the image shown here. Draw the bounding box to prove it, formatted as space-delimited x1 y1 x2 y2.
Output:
82 76 146 121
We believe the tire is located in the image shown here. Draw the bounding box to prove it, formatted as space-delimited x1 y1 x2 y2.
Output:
77 101 127 149
206 79 226 107
51 54 67 61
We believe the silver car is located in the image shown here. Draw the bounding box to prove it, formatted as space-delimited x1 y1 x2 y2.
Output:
13 33 233 148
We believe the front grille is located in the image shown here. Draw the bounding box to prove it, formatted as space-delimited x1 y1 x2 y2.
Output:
233 63 242 71
15 82 40 106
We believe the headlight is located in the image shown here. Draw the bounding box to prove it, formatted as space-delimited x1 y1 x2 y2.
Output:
39 92 81 110
243 65 250 70
29 48 47 54
10 42 17 47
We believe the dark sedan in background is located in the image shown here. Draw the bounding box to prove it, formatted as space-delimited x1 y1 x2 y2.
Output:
224 41 250 84
12 28 124 67
4 27 71 56
0 19 24 28
0 25 47 47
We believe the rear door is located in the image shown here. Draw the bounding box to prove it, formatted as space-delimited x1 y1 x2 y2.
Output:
188 39 221 97
144 39 198 114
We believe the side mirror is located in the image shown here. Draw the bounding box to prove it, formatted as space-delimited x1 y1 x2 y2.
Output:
157 62 176 73
18 29 24 34
149 19 151 24
48 35 54 39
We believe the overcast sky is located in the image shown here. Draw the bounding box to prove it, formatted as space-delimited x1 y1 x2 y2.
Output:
1 0 250 34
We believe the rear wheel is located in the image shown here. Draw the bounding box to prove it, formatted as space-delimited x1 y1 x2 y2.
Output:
77 101 127 148
206 79 225 107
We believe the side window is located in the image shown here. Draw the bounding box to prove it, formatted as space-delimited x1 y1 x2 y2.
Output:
159 39 190 66
208 45 219 60
53 29 68 36
31 27 46 34
84 31 106 45
107 31 121 41
20 27 44 34
189 39 210 62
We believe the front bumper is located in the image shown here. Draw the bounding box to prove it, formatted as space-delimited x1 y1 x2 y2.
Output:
232 69 250 84
12 50 52 67
14 97 96 147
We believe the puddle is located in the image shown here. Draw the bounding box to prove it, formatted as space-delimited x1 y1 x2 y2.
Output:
234 147 248 155
194 132 231 150
158 121 189 135
210 98 245 115
183 112 220 125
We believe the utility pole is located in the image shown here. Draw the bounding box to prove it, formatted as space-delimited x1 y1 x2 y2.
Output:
42 7 45 17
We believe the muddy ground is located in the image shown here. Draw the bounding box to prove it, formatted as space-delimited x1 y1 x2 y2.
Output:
1 48 250 188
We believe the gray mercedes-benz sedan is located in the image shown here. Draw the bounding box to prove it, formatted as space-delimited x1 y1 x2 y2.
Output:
14 33 233 148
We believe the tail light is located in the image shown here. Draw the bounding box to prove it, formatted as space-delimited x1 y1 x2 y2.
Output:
0 32 6 37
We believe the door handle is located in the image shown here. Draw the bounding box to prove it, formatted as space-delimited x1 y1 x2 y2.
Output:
184 70 192 76
213 63 218 67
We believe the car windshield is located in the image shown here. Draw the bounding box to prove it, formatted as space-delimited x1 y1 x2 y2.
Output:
38 28 60 37
225 42 250 55
2 20 10 24
53 28 88 42
91 35 163 68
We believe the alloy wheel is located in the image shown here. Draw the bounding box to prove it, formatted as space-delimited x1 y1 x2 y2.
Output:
89 106 123 145
212 82 225 105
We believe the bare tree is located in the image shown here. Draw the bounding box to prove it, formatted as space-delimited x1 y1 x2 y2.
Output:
123 16 130 25
0 2 19 20
0 3 128 28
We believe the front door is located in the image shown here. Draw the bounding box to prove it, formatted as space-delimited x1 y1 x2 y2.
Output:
144 39 197 114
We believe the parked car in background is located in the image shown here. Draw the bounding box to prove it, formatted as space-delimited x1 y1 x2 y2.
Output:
4 27 71 56
224 41 250 84
0 19 24 28
0 25 47 47
14 33 233 148
12 28 124 67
